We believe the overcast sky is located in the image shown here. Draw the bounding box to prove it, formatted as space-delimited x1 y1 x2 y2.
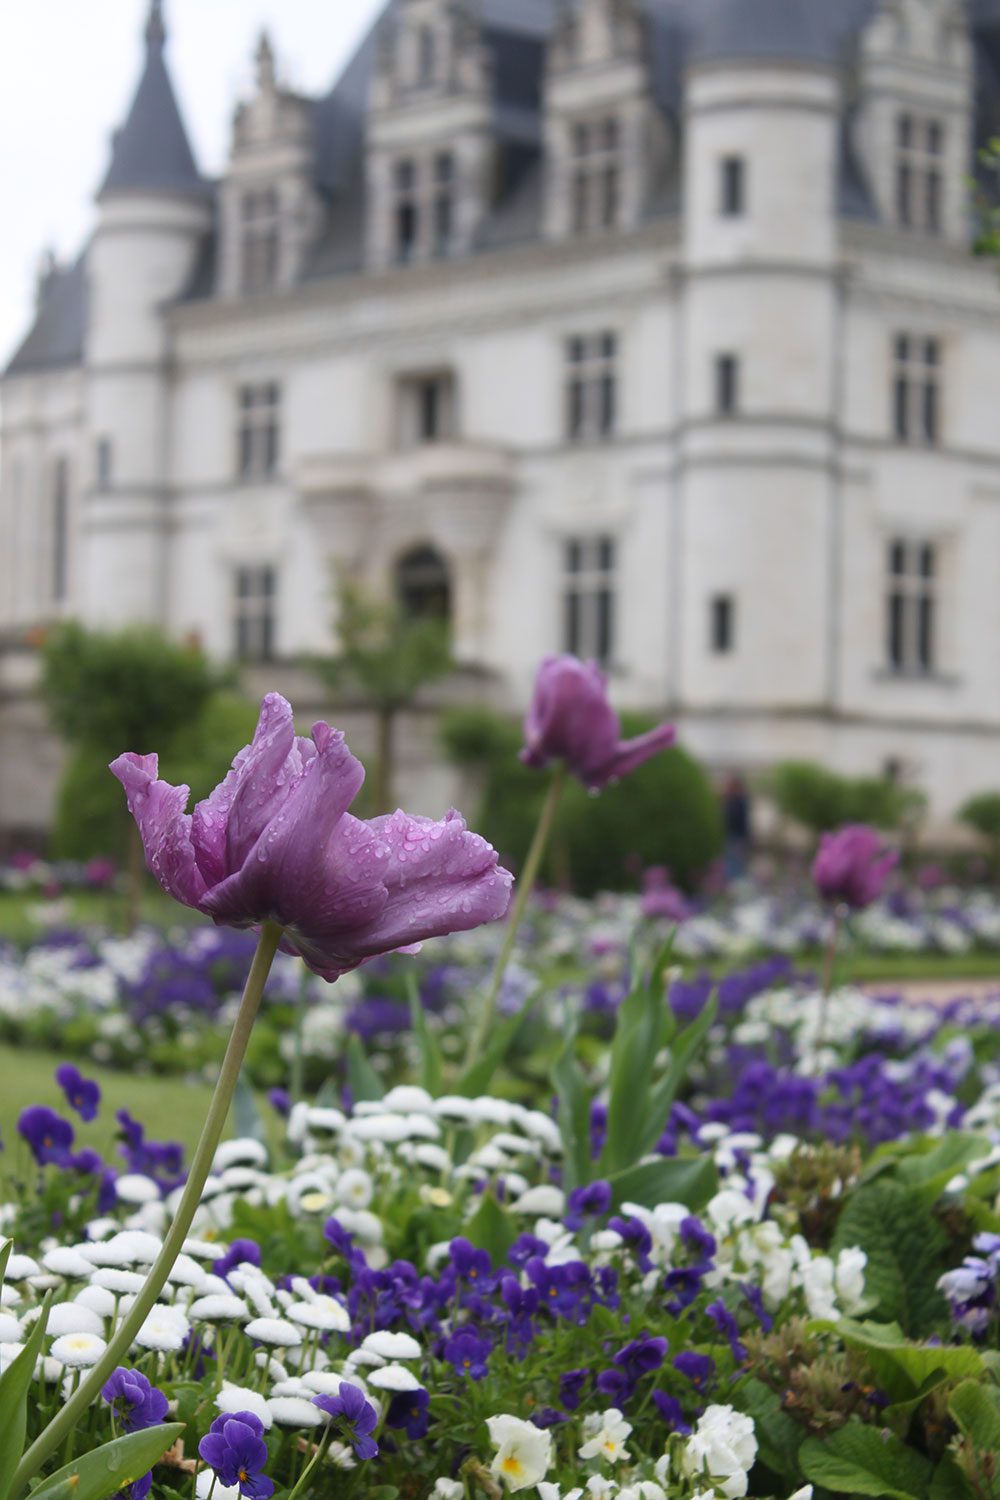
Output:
0 0 385 365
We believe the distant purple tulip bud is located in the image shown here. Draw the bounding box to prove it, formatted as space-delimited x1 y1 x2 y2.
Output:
521 655 674 790
811 824 898 910
110 694 513 981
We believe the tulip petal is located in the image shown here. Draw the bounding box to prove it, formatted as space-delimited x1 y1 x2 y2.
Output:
109 752 206 908
587 722 677 789
221 693 302 874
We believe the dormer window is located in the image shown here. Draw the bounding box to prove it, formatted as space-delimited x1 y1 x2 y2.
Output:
390 152 456 263
571 116 621 234
895 113 944 234
241 188 280 293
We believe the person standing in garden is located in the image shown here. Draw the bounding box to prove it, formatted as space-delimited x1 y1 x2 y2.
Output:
722 774 752 880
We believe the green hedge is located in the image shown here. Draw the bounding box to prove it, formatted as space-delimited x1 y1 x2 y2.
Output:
770 760 908 835
441 706 722 894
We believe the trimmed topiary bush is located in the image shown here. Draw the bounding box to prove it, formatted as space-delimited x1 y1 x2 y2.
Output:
770 760 907 835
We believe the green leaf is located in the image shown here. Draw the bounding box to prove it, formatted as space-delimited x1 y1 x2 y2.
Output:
607 1154 717 1212
455 1004 532 1098
0 1294 52 1500
599 974 660 1175
232 1073 265 1143
638 995 718 1160
552 1028 592 1194
26 1424 185 1500
463 1192 517 1267
830 1319 984 1404
892 1134 990 1205
345 1035 384 1103
928 1454 975 1500
408 985 443 1097
830 1182 949 1336
799 1421 932 1500
734 1378 802 1484
949 1379 1000 1450
0 1240 10 1297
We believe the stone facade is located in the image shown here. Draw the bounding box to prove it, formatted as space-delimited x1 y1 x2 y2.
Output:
3 0 1000 839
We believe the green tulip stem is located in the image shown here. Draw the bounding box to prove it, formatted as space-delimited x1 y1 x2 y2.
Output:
10 920 285 1499
464 764 566 1071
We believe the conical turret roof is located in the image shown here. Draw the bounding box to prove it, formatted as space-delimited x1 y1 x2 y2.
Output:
99 1 210 200
690 0 834 68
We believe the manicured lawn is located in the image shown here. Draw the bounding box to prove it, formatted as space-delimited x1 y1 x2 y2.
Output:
0 1041 221 1157
0 886 196 945
679 949 1000 985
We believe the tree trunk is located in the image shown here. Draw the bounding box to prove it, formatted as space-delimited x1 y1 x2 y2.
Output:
374 707 395 814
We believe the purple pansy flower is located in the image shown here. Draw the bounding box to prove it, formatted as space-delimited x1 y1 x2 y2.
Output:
110 693 513 981
313 1382 379 1460
811 824 898 910
386 1386 430 1439
55 1063 101 1122
18 1106 74 1165
102 1367 169 1433
198 1412 274 1499
520 655 674 790
443 1326 492 1380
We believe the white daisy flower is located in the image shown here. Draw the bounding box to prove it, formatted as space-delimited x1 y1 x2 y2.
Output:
216 1383 273 1429
73 1286 117 1317
267 1395 323 1427
245 1317 302 1347
45 1303 104 1337
41 1247 95 1279
133 1305 190 1353
361 1330 422 1361
0 1314 23 1342
196 1471 239 1500
214 1139 269 1172
335 1169 374 1209
286 1298 350 1333
368 1364 422 1392
188 1295 250 1324
114 1176 162 1206
91 1269 145 1295
50 1332 107 1368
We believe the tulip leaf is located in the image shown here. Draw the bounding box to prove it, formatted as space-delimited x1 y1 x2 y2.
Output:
599 971 660 1175
800 1420 932 1499
408 982 443 1096
552 1026 593 1194
464 1192 517 1268
607 1154 717 1212
455 1003 532 1098
637 995 718 1161
232 1073 265 1143
345 1035 384 1103
0 1239 10 1297
0 1292 52 1500
25 1424 186 1500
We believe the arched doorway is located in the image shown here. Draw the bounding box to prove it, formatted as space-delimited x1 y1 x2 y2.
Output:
395 543 451 622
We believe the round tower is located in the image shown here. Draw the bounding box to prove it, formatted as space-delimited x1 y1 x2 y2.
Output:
674 0 843 757
82 0 213 626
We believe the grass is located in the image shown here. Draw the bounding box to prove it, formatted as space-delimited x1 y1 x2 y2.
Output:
0 887 193 946
0 1041 221 1158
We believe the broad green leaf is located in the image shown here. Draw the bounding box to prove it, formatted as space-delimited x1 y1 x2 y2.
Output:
345 1035 384 1103
928 1454 975 1500
232 1073 265 1143
26 1424 185 1500
830 1182 949 1336
552 1027 592 1194
607 1153 717 1212
949 1379 1000 1450
894 1134 987 1189
464 1192 517 1267
455 1003 532 1098
830 1318 983 1403
0 1294 51 1500
408 986 443 1097
638 995 718 1160
799 1420 932 1500
734 1378 802 1484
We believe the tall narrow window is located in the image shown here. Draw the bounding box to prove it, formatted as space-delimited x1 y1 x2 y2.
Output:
240 189 280 294
895 114 945 234
393 159 419 264
396 371 456 447
52 457 69 604
570 117 622 234
566 332 618 442
417 25 436 86
396 545 451 621
720 156 745 217
96 437 113 491
893 335 940 445
433 152 454 257
886 539 937 675
237 383 281 478
710 594 735 654
564 536 616 668
715 353 740 416
234 566 277 661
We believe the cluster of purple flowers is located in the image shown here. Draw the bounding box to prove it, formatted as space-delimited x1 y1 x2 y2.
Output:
938 1233 1000 1336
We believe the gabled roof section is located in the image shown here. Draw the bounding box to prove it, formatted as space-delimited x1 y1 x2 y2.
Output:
5 254 88 377
99 0 210 201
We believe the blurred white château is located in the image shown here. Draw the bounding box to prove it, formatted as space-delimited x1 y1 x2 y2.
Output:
1 0 1000 835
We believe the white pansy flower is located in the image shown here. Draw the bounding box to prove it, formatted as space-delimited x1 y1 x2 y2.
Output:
50 1332 107 1368
834 1247 867 1313
432 1481 464 1500
510 1186 566 1217
579 1409 633 1464
682 1405 758 1500
486 1414 552 1492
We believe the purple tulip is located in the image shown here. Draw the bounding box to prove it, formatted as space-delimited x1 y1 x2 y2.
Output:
521 655 674 790
811 824 898 910
110 693 513 981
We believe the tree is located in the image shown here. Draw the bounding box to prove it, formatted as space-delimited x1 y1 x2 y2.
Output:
41 622 223 927
769 760 908 838
959 792 1000 879
313 579 451 813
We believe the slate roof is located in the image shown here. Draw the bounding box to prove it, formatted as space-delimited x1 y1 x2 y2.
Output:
99 1 210 201
7 0 1000 378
